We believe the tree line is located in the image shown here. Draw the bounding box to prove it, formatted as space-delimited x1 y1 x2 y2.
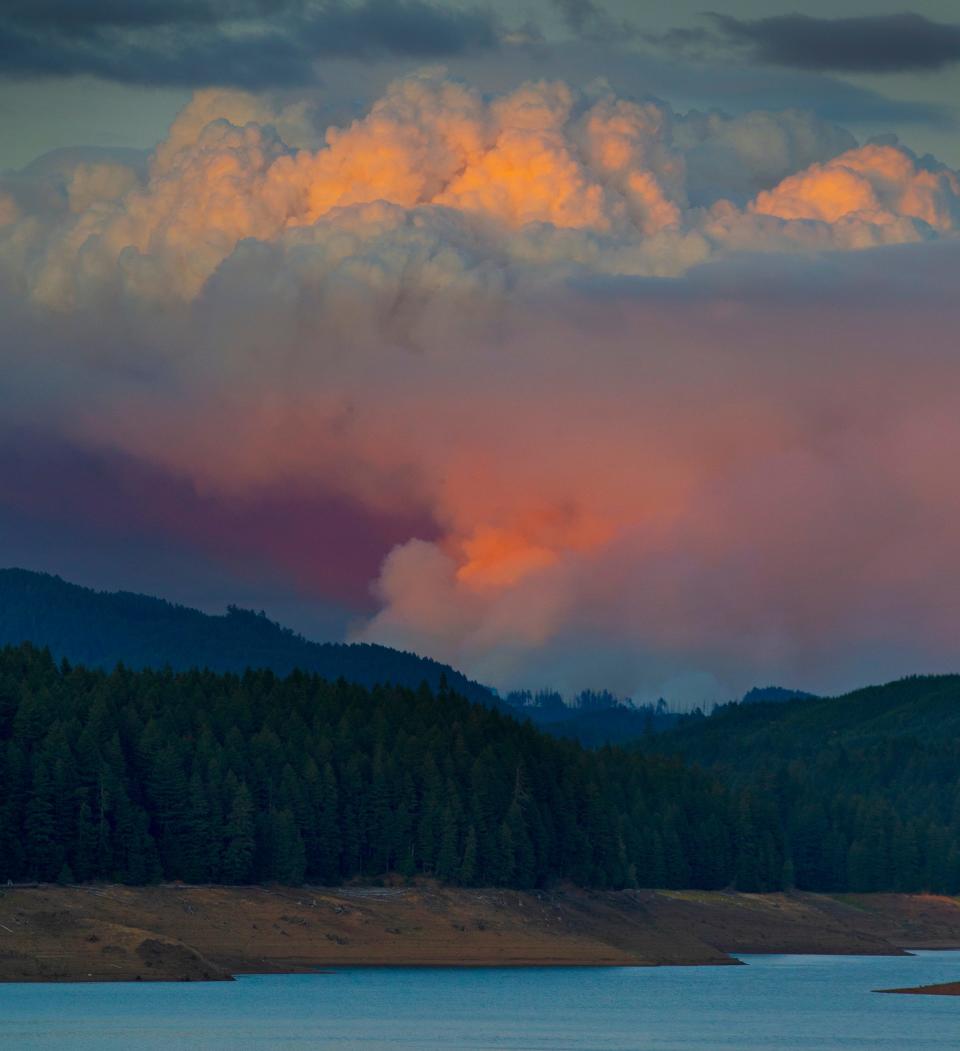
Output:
0 644 958 893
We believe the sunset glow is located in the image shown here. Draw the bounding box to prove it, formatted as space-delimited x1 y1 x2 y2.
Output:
5 29 960 704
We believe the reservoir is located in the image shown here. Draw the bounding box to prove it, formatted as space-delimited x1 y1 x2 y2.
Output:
1 951 958 1050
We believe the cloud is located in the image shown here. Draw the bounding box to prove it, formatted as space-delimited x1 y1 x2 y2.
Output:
16 73 955 311
0 0 500 88
0 434 359 640
491 39 955 127
357 243 960 697
676 108 856 206
275 36 953 139
750 144 960 230
551 0 600 34
661 12 960 75
0 427 429 612
4 74 960 701
549 0 635 43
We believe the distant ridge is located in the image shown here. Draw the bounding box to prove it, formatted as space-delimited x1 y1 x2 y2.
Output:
0 568 692 746
0 569 818 748
0 568 496 705
651 672 960 763
740 685 818 705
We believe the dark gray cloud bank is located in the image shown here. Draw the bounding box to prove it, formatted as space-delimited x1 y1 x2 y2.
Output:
0 0 499 87
0 1 950 134
655 13 960 75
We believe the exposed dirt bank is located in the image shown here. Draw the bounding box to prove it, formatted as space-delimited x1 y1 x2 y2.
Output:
0 884 958 981
878 981 960 996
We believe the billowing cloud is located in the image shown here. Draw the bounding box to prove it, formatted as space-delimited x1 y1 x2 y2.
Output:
750 144 960 231
14 74 955 309
4 73 960 702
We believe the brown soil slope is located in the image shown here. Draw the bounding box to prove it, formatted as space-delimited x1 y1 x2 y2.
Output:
1 884 959 982
879 981 960 996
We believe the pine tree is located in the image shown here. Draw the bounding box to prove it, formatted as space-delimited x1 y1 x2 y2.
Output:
435 807 460 883
271 808 306 884
459 826 478 885
25 758 62 880
312 763 341 883
74 800 98 882
222 784 256 884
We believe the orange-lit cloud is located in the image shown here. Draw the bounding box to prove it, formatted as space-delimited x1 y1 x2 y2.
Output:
10 72 956 315
752 143 960 230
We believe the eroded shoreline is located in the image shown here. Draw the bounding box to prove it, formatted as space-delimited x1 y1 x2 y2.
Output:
879 980 960 996
1 884 959 982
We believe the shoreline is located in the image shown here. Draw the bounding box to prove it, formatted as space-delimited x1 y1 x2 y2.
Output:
1 884 958 983
878 980 960 996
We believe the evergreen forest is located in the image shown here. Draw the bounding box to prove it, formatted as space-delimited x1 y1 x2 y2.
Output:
1 643 958 894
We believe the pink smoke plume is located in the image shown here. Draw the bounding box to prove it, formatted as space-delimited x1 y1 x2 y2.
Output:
3 73 960 701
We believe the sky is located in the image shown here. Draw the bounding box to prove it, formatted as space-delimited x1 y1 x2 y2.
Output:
3 1 960 704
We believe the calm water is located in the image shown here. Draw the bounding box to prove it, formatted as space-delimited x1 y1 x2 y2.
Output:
1 952 958 1050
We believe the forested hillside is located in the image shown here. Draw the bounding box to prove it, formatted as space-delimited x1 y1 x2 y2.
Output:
646 676 960 893
657 676 960 759
0 569 493 704
0 644 733 889
1 644 958 894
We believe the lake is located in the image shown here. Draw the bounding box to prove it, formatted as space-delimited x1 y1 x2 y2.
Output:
1 951 958 1050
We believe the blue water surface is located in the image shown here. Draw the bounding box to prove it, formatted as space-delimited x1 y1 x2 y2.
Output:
0 951 958 1050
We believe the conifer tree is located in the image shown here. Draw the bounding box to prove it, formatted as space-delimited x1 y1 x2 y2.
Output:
222 784 256 884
